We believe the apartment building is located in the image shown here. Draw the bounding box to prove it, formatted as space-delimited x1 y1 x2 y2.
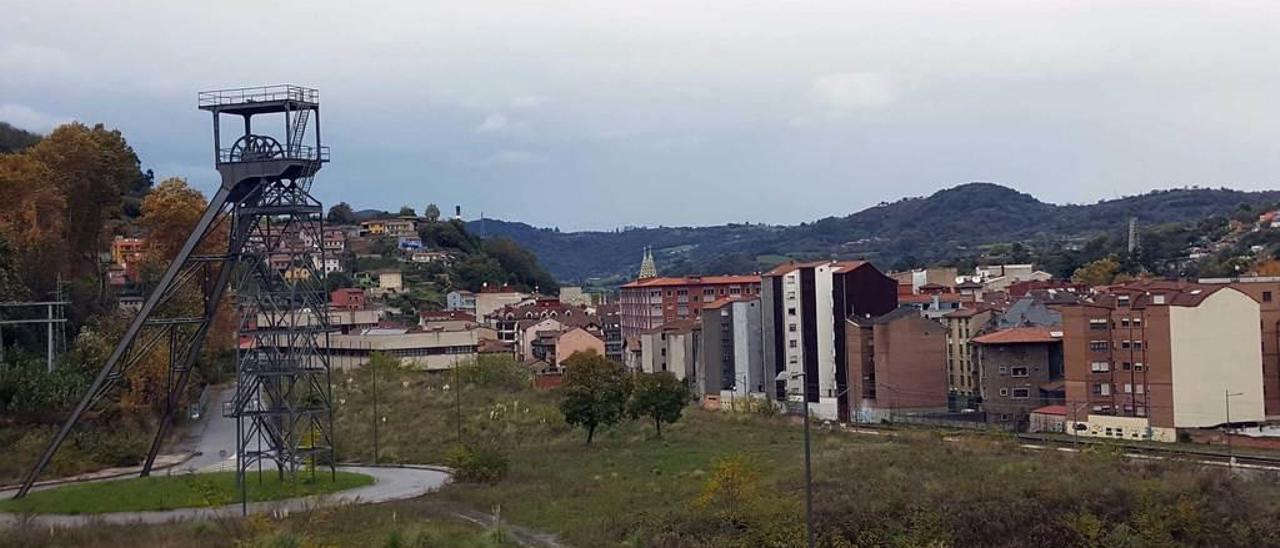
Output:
699 296 765 401
845 307 949 422
475 286 529 321
1058 284 1264 442
446 290 477 313
761 261 897 420
1198 276 1280 417
618 275 761 342
972 326 1063 427
942 307 992 409
634 319 701 381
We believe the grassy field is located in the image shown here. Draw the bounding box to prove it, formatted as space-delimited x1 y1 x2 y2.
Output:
11 359 1280 546
0 471 372 514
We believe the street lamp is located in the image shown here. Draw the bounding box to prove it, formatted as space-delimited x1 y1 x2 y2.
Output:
777 369 815 548
1225 389 1243 471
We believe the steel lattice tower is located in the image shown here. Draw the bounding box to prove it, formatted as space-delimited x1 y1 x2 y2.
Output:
14 85 336 502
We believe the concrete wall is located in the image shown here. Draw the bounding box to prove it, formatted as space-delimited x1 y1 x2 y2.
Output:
1068 414 1176 443
733 299 765 394
1169 288 1265 427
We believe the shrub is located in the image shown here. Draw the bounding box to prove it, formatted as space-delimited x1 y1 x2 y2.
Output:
456 355 530 390
446 444 510 484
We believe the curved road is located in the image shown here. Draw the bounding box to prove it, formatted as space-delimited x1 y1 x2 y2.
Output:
0 465 449 527
1 385 450 527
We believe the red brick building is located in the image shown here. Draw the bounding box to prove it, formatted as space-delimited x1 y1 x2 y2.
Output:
619 275 761 341
330 287 366 310
845 307 949 421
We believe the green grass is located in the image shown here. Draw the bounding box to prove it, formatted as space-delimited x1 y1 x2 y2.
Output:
0 470 373 515
16 360 1280 546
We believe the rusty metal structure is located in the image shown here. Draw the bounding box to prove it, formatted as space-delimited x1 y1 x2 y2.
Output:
15 85 336 504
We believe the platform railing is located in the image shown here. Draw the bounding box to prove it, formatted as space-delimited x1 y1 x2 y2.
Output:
199 85 319 107
217 144 330 163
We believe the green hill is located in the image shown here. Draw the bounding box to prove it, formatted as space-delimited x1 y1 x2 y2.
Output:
470 183 1280 281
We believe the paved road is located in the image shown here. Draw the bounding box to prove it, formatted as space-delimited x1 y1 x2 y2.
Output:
0 465 450 527
182 384 239 472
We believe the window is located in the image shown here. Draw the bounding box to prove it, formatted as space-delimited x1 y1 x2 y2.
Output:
1133 317 1142 327
1151 295 1165 305
1120 318 1130 327
999 388 1009 396
789 355 798 364
1122 362 1131 370
1089 340 1109 352
788 340 797 348
1121 340 1131 349
1093 383 1111 396
1089 318 1108 330
1011 366 1029 377
1133 340 1143 350
787 291 796 300
998 366 1008 374
788 323 797 332
1011 388 1030 399
1136 384 1145 395
1091 361 1110 372
1134 362 1145 371
787 307 797 316
1266 291 1274 303
1124 383 1132 394
1117 295 1131 307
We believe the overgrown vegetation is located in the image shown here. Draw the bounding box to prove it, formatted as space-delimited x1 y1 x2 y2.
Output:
16 364 1280 547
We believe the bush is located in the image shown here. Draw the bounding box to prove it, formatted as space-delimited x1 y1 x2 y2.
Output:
456 355 530 391
445 444 510 484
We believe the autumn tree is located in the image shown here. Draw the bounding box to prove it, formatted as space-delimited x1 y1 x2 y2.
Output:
28 123 144 283
136 178 235 372
626 371 691 437
1072 256 1121 286
0 153 65 292
559 350 630 445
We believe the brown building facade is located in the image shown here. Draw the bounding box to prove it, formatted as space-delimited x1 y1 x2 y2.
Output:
846 307 949 421
1057 284 1264 442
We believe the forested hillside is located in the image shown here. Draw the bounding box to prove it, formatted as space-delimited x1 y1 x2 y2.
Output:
472 183 1280 282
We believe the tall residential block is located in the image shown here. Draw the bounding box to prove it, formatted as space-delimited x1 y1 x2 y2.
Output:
700 296 765 401
762 261 897 420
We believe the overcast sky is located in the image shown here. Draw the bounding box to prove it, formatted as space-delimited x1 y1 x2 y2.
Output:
4 1 1280 230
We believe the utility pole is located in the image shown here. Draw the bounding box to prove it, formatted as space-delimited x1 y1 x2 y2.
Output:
454 353 462 443
371 346 379 465
1225 389 1243 471
777 369 815 548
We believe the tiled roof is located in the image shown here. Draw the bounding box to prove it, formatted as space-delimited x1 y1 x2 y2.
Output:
701 295 760 310
620 275 760 288
764 260 870 277
971 327 1061 345
942 307 984 319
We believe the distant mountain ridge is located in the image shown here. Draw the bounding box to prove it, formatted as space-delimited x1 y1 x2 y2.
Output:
470 183 1280 282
